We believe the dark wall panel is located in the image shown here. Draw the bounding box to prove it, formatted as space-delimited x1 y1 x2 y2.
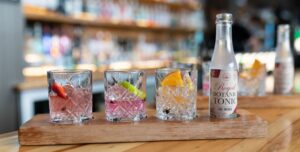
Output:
0 1 24 133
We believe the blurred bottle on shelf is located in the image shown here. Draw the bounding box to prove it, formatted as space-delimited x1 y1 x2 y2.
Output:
72 26 83 65
42 25 52 55
22 0 200 29
24 22 198 69
274 24 294 94
56 0 66 14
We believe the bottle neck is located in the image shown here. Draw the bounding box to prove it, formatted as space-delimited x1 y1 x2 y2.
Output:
276 30 291 51
211 21 237 70
215 22 233 51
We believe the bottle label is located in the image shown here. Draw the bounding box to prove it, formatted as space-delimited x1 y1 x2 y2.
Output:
210 69 238 118
274 61 294 94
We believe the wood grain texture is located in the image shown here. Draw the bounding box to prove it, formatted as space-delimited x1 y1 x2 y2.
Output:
226 108 300 152
18 109 267 146
198 94 300 109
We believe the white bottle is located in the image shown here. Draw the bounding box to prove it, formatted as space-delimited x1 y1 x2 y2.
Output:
209 13 238 119
274 24 294 94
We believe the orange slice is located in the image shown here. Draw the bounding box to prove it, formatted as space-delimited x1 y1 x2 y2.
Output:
174 95 188 103
251 59 264 77
252 59 263 70
239 71 251 79
161 70 184 87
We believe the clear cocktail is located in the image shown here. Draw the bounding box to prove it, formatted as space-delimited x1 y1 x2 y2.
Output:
156 68 197 120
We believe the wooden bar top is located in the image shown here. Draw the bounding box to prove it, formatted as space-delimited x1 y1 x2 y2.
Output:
1 108 300 151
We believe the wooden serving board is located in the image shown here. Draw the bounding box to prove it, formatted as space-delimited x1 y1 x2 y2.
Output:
19 109 267 146
198 94 300 109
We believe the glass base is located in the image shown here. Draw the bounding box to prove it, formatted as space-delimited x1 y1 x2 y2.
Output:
156 112 197 121
51 116 92 124
106 114 147 122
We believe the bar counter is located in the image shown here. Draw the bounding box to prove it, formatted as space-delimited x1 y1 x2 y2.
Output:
1 107 300 152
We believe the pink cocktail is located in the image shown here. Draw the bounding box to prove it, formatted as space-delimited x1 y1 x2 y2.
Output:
104 70 147 122
48 70 93 123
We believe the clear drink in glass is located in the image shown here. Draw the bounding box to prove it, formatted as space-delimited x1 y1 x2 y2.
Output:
239 60 267 96
156 68 197 120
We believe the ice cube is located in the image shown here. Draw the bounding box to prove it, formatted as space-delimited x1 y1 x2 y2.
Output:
106 85 140 101
69 74 89 88
64 84 75 97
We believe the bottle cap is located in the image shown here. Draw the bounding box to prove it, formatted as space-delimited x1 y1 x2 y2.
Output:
216 13 233 23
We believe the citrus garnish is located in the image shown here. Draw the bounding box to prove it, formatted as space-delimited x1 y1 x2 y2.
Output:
120 81 146 100
174 95 187 103
51 82 67 99
239 71 251 79
251 59 264 77
183 73 194 90
161 70 184 87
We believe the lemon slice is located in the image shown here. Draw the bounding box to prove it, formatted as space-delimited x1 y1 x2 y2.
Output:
120 81 146 100
161 70 184 87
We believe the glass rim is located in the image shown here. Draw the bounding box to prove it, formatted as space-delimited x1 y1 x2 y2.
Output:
47 69 92 74
156 67 194 73
104 69 144 74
